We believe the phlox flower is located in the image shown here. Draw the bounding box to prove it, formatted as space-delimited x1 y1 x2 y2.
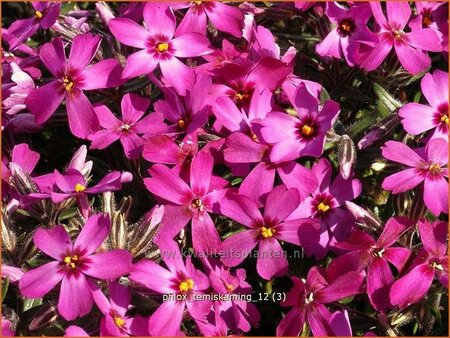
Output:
390 219 448 308
25 34 123 138
361 2 442 75
260 84 340 162
2 62 35 116
89 93 166 159
129 239 210 336
50 168 132 218
1 265 24 284
109 2 211 95
6 2 60 51
381 138 448 216
277 268 364 336
316 2 377 66
1 317 15 337
201 258 260 333
219 185 320 280
90 281 148 336
19 214 132 320
327 217 413 311
144 150 226 253
286 158 362 259
175 1 244 38
399 69 449 140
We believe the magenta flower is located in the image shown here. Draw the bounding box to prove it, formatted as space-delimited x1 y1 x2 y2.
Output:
129 239 210 336
25 34 123 138
89 93 166 159
1 317 15 337
144 150 225 253
153 73 212 135
399 69 448 140
7 2 60 51
277 268 364 336
327 217 413 311
201 258 260 333
316 2 377 66
109 3 212 95
219 185 319 280
90 281 148 336
51 168 132 218
65 326 89 337
260 84 340 162
175 1 244 37
361 2 442 75
19 214 132 320
381 138 448 216
286 158 362 259
390 219 448 308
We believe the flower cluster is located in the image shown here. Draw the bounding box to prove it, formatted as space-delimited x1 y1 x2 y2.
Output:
1 1 448 337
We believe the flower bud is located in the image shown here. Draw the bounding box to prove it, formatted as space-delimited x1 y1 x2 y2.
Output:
28 303 58 332
338 135 356 179
95 2 115 25
358 114 399 150
129 205 163 258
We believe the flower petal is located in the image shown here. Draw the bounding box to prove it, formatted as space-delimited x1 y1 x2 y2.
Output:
423 175 448 216
143 2 176 38
159 57 195 96
382 168 424 194
191 213 222 254
25 81 64 124
190 151 213 197
109 18 149 48
68 34 101 71
257 238 288 280
39 37 66 77
83 250 132 280
395 41 431 76
218 193 263 228
264 185 300 223
58 274 94 321
418 219 448 258
398 103 437 135
79 59 123 90
276 307 306 336
221 230 259 267
123 50 159 79
66 90 100 139
381 140 424 167
367 257 394 311
171 33 212 58
74 214 110 255
148 300 184 336
130 259 174 294
19 261 63 298
34 225 72 260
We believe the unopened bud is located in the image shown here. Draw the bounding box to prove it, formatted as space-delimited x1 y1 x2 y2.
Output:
345 201 383 233
338 135 356 179
28 303 58 331
9 163 39 195
358 114 400 150
129 206 163 258
95 2 115 25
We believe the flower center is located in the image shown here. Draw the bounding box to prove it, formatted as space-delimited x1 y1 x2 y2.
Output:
338 18 356 37
431 261 444 271
35 11 43 19
226 284 234 292
392 29 405 40
191 198 204 212
235 91 250 102
64 255 79 269
316 202 330 213
372 248 385 258
75 183 86 192
428 163 442 174
63 76 75 91
177 119 186 129
440 114 449 125
260 226 276 238
305 292 314 304
156 42 169 53
120 124 131 132
114 316 125 328
179 278 194 292
301 124 314 137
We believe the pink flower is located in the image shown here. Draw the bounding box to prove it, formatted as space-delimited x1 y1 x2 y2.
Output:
6 2 60 51
277 268 364 336
109 2 212 95
327 217 413 311
175 1 244 38
286 158 362 259
2 62 35 116
390 219 448 308
201 258 260 333
1 265 24 284
90 281 148 336
316 2 377 66
89 93 166 159
381 138 448 216
129 239 210 336
219 185 320 280
260 84 340 162
19 214 132 321
361 2 442 75
399 69 449 140
51 168 131 218
1 317 15 337
144 150 226 253
25 34 123 138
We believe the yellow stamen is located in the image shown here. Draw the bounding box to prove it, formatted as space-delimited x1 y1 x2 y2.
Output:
440 114 449 125
178 119 186 129
431 261 444 271
179 278 194 292
261 226 275 238
373 248 385 258
121 124 131 132
235 92 249 101
75 183 86 193
64 255 79 269
114 316 125 327
317 202 330 213
226 284 234 292
428 163 442 174
301 124 314 136
193 0 202 5
250 132 258 142
35 11 43 19
63 76 74 91
156 42 169 53
393 30 404 39
191 198 204 211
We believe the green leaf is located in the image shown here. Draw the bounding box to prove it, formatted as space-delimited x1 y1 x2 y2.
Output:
413 91 422 103
23 298 43 312
2 278 9 302
373 82 402 117
231 177 243 186
345 114 378 139
320 87 331 104
58 207 80 222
